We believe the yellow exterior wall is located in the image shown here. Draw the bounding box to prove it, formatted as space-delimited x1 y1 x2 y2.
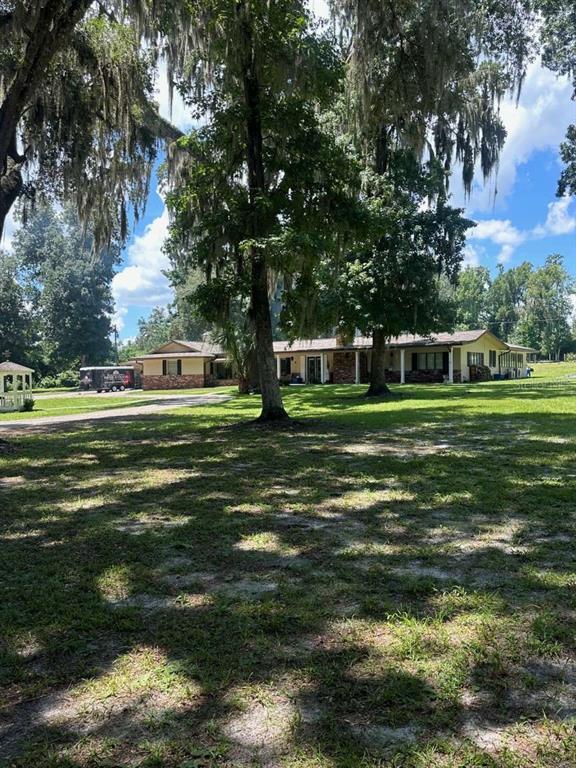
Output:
460 333 507 379
143 358 163 376
143 356 206 376
182 358 205 375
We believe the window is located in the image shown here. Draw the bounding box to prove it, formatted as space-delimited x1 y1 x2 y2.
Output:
166 360 178 376
467 352 485 367
489 350 497 368
161 358 182 376
213 361 234 380
280 357 291 376
416 352 444 370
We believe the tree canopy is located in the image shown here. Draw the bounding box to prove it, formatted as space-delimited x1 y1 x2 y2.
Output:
9 203 119 373
0 249 35 365
453 256 575 359
0 0 180 245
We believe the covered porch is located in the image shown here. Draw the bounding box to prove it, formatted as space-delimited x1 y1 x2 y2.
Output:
0 360 34 412
276 349 371 385
275 345 460 385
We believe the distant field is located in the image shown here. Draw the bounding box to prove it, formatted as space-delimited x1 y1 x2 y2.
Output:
1 382 576 766
531 360 576 379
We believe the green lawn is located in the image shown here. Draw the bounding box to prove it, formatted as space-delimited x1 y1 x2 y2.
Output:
0 388 235 421
1 376 576 767
531 360 576 379
0 394 151 421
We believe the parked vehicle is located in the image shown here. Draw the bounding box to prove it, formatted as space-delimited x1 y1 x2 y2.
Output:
79 366 141 393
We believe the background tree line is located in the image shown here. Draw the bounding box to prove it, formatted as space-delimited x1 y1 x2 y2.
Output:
453 255 575 360
0 205 118 384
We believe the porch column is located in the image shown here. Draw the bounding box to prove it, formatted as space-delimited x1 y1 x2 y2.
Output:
0 374 4 394
448 347 454 384
276 356 281 380
320 353 326 384
400 348 406 384
354 350 360 384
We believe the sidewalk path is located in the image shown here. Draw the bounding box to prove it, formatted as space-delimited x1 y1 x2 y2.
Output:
0 393 231 432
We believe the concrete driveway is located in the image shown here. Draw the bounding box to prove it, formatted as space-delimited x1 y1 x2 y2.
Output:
0 392 231 432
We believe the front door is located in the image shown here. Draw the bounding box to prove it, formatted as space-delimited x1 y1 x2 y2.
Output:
307 356 321 384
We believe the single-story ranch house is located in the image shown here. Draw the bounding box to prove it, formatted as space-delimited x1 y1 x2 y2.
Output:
135 330 537 390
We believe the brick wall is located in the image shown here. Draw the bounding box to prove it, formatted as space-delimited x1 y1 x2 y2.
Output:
142 374 206 390
332 351 356 384
383 369 462 384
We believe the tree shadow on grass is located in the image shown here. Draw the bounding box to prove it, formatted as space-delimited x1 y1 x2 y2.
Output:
1 393 576 766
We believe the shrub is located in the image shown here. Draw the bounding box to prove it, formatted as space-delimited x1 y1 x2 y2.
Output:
19 398 35 412
37 375 58 389
37 369 79 389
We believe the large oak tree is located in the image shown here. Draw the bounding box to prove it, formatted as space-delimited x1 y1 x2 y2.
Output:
334 0 536 395
163 0 355 420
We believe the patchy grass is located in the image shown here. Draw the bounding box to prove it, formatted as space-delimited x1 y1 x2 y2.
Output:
1 379 576 767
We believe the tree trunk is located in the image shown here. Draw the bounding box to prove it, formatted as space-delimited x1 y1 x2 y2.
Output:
365 328 392 397
0 161 22 239
239 3 288 421
251 257 287 419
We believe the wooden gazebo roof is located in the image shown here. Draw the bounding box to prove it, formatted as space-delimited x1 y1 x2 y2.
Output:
0 361 34 373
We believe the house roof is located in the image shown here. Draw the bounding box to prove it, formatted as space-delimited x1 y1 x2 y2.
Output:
137 352 214 360
0 361 34 373
273 329 494 353
505 343 539 353
149 340 224 356
144 329 521 361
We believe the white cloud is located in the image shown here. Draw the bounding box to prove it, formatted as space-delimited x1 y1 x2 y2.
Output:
112 305 128 333
469 218 526 262
452 62 573 214
112 206 174 324
532 198 576 237
462 244 481 267
468 197 576 263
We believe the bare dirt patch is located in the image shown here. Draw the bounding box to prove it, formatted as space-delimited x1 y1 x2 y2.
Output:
350 723 419 747
114 516 189 535
222 694 296 765
461 719 508 750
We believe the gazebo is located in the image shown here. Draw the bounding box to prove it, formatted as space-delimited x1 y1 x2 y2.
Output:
0 360 34 412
